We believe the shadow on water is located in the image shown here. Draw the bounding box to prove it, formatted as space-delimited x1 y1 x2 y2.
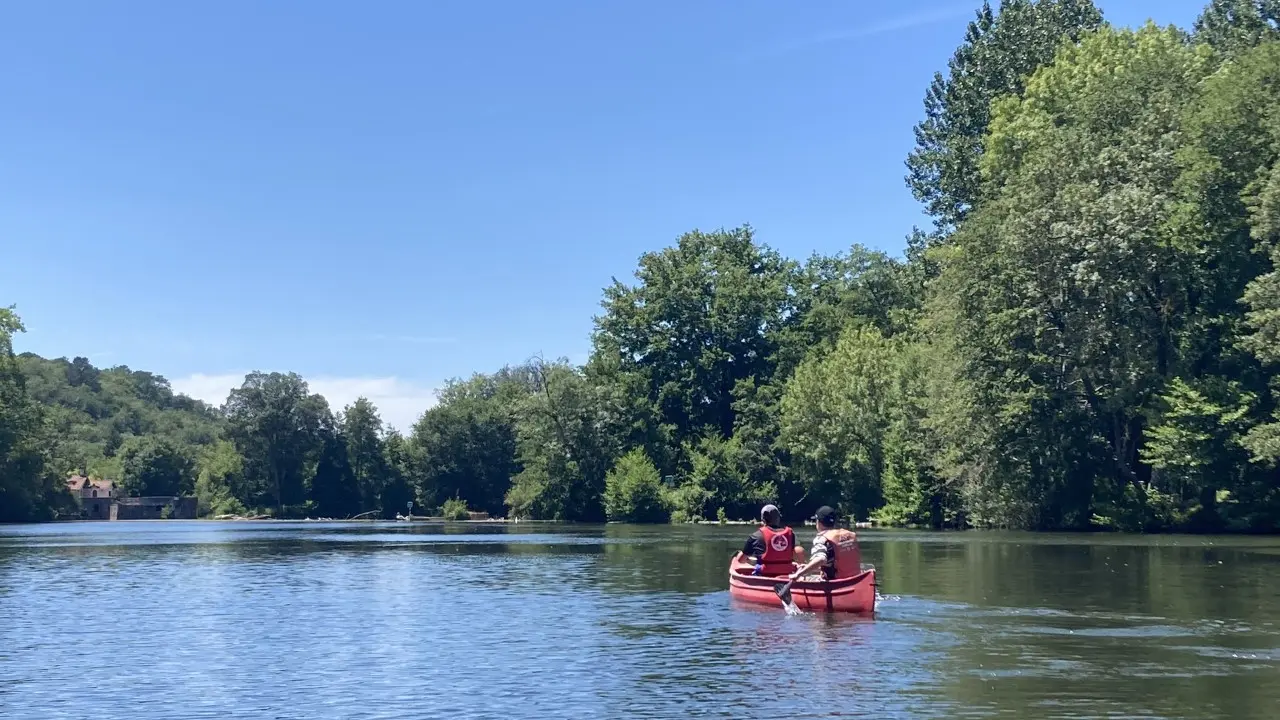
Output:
1 521 1278 719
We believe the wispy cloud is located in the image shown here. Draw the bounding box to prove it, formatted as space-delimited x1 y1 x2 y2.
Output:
172 372 440 432
751 6 973 59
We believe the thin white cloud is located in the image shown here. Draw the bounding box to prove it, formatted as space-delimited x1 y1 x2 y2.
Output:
754 6 973 58
172 372 440 433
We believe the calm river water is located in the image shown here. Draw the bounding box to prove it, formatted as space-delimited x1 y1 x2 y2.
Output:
1 521 1278 719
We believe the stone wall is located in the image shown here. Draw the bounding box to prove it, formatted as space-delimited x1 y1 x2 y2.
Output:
81 497 112 520
111 496 198 520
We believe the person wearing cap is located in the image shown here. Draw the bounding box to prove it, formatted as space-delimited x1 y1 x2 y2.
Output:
788 505 862 582
740 504 804 576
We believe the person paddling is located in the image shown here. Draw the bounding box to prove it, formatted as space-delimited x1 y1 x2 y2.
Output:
741 504 804 576
787 505 862 582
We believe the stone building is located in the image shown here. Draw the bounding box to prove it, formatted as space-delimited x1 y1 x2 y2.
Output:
66 475 114 520
112 496 198 520
65 476 198 520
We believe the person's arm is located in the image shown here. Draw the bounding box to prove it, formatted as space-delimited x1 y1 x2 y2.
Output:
741 532 765 563
789 536 829 580
790 554 824 580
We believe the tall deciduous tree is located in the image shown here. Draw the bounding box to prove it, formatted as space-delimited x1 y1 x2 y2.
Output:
379 431 415 519
310 417 360 518
409 369 528 515
1242 165 1280 468
505 357 619 521
1173 40 1280 518
934 24 1214 528
1195 0 1280 57
591 225 795 450
223 371 328 516
340 397 387 512
780 326 901 520
194 439 247 517
905 0 1102 231
119 436 194 497
0 308 69 522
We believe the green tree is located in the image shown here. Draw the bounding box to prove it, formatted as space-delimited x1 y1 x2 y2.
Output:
65 356 101 391
0 308 71 522
1194 0 1280 58
118 436 195 497
379 431 415 519
591 225 795 451
1245 169 1280 372
931 24 1214 528
905 0 1102 230
780 326 900 520
778 246 913 373
1136 378 1254 530
309 419 360 518
1175 40 1280 496
223 371 328 516
441 496 470 520
1241 163 1280 471
1242 206 1280 468
604 450 668 523
194 440 247 517
505 358 619 521
877 340 959 528
409 369 528 515
15 354 222 481
726 378 790 510
682 434 782 521
340 397 387 512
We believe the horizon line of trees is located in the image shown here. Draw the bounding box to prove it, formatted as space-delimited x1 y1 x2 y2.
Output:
4 0 1279 531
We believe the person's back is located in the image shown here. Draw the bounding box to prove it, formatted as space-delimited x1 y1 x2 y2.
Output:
741 504 801 576
789 506 863 581
815 525 861 579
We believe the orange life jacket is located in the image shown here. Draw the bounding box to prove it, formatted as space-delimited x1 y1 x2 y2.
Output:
757 525 796 575
816 528 861 579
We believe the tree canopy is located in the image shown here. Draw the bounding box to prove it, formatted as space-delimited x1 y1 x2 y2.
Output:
4 1 1278 531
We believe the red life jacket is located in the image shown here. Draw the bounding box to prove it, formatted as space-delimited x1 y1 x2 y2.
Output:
758 525 796 575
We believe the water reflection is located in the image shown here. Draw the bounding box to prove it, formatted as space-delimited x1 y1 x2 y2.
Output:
0 522 1277 719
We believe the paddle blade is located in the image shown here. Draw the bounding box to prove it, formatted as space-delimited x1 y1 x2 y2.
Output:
773 580 803 615
773 581 794 604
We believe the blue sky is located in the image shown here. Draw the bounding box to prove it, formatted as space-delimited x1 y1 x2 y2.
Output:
1 0 1209 430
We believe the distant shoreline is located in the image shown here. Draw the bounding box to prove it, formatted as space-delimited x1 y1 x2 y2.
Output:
12 517 883 528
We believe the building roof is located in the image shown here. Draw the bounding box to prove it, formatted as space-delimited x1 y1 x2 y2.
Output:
66 475 115 496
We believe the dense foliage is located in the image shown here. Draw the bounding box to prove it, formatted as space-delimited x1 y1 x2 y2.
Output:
2 1 1278 530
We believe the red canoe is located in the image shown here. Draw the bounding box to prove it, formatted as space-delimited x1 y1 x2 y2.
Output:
728 552 877 614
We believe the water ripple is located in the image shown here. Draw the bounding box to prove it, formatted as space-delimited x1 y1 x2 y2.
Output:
1 522 1279 719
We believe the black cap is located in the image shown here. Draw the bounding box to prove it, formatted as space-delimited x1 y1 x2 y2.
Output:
812 506 838 526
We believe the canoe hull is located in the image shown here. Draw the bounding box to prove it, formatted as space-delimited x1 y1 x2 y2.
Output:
728 553 876 614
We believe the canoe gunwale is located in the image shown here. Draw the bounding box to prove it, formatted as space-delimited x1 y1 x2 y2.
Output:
727 552 874 589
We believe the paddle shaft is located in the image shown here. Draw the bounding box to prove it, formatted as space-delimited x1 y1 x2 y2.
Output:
774 578 797 606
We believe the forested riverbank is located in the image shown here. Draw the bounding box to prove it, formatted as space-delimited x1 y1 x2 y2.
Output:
3 0 1279 531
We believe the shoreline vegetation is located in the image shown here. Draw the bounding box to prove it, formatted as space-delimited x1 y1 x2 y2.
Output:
3 1 1279 533
45 515 876 528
